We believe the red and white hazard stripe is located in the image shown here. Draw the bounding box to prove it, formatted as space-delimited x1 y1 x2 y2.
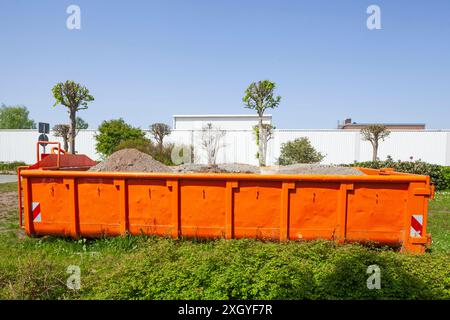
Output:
410 214 423 237
32 202 41 222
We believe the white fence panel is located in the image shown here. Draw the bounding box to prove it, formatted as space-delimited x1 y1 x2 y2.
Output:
1 129 449 166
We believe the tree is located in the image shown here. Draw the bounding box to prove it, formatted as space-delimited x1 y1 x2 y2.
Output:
200 123 225 165
52 118 88 152
361 125 391 161
95 118 147 157
52 124 70 151
150 123 171 151
278 137 325 165
243 80 281 166
253 124 275 161
0 104 36 129
52 81 94 154
76 117 89 130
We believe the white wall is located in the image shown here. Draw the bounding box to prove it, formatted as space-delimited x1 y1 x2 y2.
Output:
173 115 272 130
1 129 450 166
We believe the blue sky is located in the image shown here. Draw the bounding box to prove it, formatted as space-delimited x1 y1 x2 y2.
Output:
1 0 449 129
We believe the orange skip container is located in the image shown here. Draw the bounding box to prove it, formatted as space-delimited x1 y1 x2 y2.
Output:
19 167 433 253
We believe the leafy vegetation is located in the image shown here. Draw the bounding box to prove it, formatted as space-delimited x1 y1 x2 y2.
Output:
278 137 325 165
95 118 147 157
243 80 281 166
350 158 450 191
0 183 448 300
0 104 36 129
52 80 94 154
0 161 27 173
113 138 176 166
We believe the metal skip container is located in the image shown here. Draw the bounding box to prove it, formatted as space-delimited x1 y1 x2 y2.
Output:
18 166 433 253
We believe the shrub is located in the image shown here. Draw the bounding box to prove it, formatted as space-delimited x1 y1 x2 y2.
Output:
95 119 146 157
113 138 176 166
278 137 325 165
350 158 450 191
113 138 153 155
152 142 176 166
0 161 27 172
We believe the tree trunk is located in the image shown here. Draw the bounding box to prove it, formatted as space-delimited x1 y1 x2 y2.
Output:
372 141 378 162
69 109 76 154
258 115 265 166
63 136 69 152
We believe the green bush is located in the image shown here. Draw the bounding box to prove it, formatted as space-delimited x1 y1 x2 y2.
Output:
95 119 146 157
0 161 27 172
113 138 154 155
278 137 325 165
349 158 450 191
113 138 177 166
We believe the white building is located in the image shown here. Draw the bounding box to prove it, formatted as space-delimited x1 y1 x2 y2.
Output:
173 114 272 130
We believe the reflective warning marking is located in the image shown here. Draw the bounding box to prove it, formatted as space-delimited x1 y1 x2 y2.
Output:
32 202 41 222
410 214 423 237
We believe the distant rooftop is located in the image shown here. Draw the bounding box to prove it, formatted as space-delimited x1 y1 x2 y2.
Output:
338 118 426 130
173 114 272 118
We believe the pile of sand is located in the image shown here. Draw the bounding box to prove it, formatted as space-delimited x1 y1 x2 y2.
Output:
260 164 365 175
173 163 260 174
89 149 365 176
89 149 172 173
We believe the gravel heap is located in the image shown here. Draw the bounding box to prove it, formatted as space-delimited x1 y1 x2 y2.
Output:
89 149 172 173
173 163 260 174
260 164 365 175
89 149 364 175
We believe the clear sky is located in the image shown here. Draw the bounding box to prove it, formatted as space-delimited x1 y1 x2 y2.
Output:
1 0 449 129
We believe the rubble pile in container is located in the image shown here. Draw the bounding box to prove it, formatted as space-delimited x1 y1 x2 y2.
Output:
260 164 365 175
89 149 173 173
89 148 365 175
173 163 260 174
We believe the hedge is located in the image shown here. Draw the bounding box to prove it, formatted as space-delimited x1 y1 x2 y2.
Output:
348 159 450 191
0 161 27 172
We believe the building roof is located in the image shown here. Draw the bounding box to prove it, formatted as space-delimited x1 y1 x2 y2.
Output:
173 114 272 118
338 118 425 130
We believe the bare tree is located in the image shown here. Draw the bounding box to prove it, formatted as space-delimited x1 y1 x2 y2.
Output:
52 118 89 152
200 123 225 165
150 123 171 152
52 124 70 152
361 125 391 161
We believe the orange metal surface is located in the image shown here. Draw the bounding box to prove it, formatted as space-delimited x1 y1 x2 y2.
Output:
30 141 97 171
19 169 433 253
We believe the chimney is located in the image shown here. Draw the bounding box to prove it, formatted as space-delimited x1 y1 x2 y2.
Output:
344 118 352 125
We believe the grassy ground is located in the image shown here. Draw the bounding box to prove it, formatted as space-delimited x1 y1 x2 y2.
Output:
0 182 449 300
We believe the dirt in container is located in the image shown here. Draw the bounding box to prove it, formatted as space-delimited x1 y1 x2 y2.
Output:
173 163 260 174
260 164 365 175
89 149 172 173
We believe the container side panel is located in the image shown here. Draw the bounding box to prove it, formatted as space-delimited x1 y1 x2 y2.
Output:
77 178 121 236
289 182 341 240
233 181 282 239
127 179 173 236
346 182 408 244
180 180 226 237
29 177 73 236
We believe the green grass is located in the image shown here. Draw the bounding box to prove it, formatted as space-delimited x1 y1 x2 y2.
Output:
0 182 449 300
0 182 17 193
428 191 450 253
